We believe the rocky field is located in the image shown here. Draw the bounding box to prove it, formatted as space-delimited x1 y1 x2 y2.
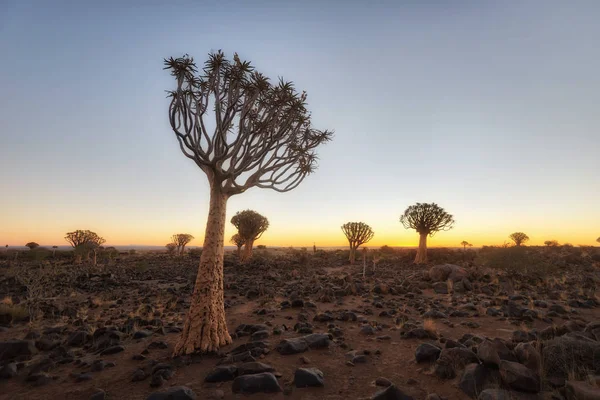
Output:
1 247 600 399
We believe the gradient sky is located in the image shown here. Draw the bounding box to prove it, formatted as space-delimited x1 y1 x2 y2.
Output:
1 1 599 248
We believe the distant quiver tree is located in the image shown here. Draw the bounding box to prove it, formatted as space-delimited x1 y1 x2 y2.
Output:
341 222 374 264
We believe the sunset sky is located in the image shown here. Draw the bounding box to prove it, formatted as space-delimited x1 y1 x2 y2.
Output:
1 1 599 248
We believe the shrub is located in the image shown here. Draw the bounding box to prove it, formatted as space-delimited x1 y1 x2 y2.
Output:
189 248 202 259
477 246 554 276
256 245 267 250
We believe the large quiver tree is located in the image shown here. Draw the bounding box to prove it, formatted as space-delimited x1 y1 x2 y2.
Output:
231 210 269 261
165 51 332 355
341 222 374 264
400 203 454 264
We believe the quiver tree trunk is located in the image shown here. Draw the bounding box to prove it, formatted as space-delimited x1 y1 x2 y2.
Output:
173 185 232 355
415 233 428 264
349 246 356 264
236 245 242 261
242 239 255 262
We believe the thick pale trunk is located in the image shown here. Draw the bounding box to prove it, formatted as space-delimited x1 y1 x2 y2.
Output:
236 246 242 261
173 185 232 355
242 239 254 262
349 245 356 264
414 233 428 264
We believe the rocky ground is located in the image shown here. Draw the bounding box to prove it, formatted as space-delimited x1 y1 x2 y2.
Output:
1 248 600 399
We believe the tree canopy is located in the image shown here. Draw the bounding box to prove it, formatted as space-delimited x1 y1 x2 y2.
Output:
341 222 374 264
544 240 559 247
25 242 39 250
509 232 529 246
171 234 194 256
164 51 333 195
400 203 455 236
231 210 269 243
65 230 104 248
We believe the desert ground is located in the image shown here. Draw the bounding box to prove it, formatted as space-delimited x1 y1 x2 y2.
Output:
1 246 600 399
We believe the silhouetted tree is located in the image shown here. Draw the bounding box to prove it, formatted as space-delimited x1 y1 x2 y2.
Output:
164 51 332 354
52 245 58 256
460 241 473 250
230 234 246 261
509 232 529 247
341 222 374 264
171 234 194 256
231 210 269 261
166 242 177 256
597 237 600 244
25 242 39 250
544 240 559 247
400 203 455 264
64 230 105 262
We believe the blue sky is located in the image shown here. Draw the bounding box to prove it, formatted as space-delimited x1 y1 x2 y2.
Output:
1 1 598 247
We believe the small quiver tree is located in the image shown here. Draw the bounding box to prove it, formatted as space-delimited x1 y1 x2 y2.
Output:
341 222 374 264
230 234 246 261
231 210 269 261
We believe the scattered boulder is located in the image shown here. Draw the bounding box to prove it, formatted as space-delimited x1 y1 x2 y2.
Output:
146 386 197 400
0 340 38 361
232 372 282 394
294 367 324 388
499 360 540 393
415 343 441 363
371 384 414 400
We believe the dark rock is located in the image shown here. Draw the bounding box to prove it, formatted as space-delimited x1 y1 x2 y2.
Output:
237 362 275 376
204 365 237 382
294 367 324 388
423 310 448 319
232 372 282 394
0 340 37 361
132 368 148 382
376 377 393 387
371 384 415 400
0 362 18 379
459 363 489 398
514 343 541 373
133 330 153 339
565 380 600 400
415 343 441 363
542 336 600 387
251 330 269 341
432 282 448 294
90 390 106 400
401 328 437 340
100 345 124 355
67 331 91 347
435 348 480 379
477 340 500 367
499 360 540 393
145 386 197 400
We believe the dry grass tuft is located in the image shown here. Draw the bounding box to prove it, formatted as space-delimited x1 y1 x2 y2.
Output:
0 303 29 321
423 318 437 335
1 296 13 306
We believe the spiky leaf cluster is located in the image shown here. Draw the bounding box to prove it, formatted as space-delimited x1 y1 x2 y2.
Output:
400 203 455 236
231 210 269 242
164 51 333 194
